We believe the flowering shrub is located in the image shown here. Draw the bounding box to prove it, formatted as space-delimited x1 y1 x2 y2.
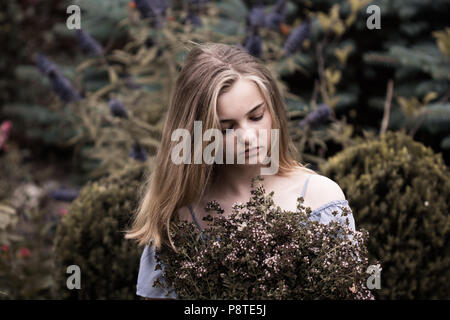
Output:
154 175 377 300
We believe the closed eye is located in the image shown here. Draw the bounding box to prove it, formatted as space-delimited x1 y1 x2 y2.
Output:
251 114 264 121
221 114 264 135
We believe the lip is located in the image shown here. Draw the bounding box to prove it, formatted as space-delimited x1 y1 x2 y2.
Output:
242 146 260 156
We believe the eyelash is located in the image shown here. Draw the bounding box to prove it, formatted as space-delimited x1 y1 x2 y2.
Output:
221 114 264 134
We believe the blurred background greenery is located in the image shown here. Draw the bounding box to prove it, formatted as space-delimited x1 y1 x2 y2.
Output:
0 0 449 299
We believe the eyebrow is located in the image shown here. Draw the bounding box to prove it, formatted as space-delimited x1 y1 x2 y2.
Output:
219 101 265 123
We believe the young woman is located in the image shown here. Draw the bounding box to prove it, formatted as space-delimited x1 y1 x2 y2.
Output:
124 42 356 299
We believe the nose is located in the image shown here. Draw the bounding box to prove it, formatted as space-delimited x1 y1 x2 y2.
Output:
235 126 258 150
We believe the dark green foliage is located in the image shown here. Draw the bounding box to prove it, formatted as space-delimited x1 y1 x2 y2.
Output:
53 0 130 41
53 161 148 299
360 0 450 142
0 1 25 106
0 142 35 202
320 131 450 299
2 103 79 146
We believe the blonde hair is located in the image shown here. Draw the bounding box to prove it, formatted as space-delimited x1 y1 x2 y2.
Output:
124 41 317 251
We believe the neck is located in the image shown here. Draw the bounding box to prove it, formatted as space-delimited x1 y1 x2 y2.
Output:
212 163 276 198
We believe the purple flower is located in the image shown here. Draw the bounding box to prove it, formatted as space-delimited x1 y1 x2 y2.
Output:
135 0 168 28
35 53 57 75
108 99 128 119
49 188 79 202
265 0 287 31
150 0 169 17
0 120 12 151
265 12 283 31
135 0 154 19
298 104 331 128
186 10 202 27
76 29 103 56
243 29 262 58
248 3 265 28
35 53 82 103
48 70 83 103
283 19 311 56
129 142 147 161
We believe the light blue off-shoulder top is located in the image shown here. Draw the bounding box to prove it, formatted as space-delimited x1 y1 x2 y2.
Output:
136 174 357 299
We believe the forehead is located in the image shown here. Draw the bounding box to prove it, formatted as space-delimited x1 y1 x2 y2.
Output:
216 78 264 117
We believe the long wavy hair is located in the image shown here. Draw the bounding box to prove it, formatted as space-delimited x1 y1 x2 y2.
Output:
124 41 317 251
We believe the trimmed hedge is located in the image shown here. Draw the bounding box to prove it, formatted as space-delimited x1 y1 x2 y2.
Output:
320 130 450 299
53 161 148 299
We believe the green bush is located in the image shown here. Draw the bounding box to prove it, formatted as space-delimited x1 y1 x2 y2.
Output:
320 130 450 299
53 161 148 299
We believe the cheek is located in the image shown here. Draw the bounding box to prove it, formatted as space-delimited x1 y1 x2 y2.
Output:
261 115 272 146
262 109 272 129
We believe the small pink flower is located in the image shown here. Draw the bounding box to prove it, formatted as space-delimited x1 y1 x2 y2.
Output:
0 120 12 151
58 208 68 216
18 247 31 258
1 245 8 252
1 120 11 134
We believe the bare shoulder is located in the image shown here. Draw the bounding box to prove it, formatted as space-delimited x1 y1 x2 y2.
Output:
304 174 347 210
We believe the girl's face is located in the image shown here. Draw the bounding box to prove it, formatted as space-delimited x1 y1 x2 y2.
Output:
216 78 272 164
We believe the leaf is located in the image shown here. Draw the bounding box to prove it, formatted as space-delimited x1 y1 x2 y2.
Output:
76 59 99 72
422 92 438 104
330 4 341 21
332 20 346 37
348 0 371 12
325 68 342 96
90 83 117 100
107 66 119 84
139 46 159 66
325 95 341 108
397 96 422 118
317 12 331 31
334 45 353 65
432 27 450 57
325 68 342 84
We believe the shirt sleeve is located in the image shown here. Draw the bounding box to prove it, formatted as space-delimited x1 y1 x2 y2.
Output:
309 199 361 262
136 245 178 299
309 199 356 232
